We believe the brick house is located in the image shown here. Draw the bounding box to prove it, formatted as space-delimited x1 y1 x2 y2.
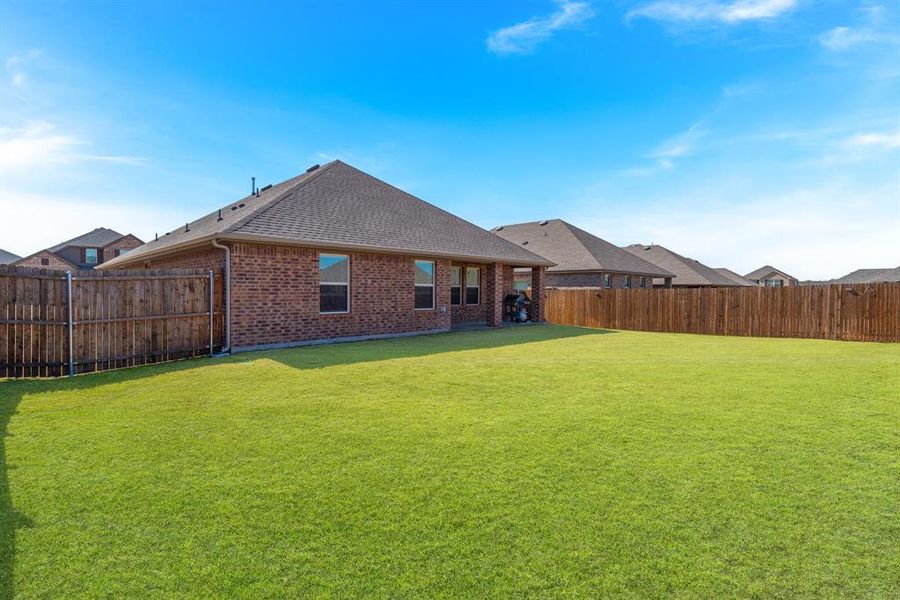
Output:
12 228 143 270
622 244 755 288
100 161 552 351
492 219 675 289
744 265 799 287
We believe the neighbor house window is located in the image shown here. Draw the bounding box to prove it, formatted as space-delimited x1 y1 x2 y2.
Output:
465 267 480 305
85 248 98 264
40 257 50 266
514 280 529 291
624 275 632 288
765 279 783 287
320 253 350 313
116 249 129 257
603 274 611 288
450 266 462 305
415 260 434 310
642 276 649 288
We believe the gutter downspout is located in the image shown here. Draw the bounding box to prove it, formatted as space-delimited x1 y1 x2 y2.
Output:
211 238 231 354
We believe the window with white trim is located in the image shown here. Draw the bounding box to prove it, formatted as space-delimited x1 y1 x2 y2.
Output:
320 254 350 313
85 248 99 264
415 260 434 310
624 275 632 288
465 267 480 305
450 266 462 306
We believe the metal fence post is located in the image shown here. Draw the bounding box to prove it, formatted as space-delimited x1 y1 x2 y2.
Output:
208 270 214 356
66 270 74 377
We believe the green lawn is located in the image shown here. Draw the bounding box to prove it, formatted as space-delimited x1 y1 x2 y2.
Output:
2 326 898 598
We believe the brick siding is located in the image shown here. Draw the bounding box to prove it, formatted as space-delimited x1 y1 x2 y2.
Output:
136 241 542 348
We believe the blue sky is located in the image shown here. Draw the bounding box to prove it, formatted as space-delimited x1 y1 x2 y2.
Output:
1 0 898 279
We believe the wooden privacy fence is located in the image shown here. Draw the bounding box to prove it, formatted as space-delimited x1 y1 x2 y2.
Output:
1 266 225 378
544 283 900 342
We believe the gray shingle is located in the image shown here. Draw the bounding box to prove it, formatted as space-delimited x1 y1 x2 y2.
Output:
826 267 900 284
623 244 752 287
492 220 674 278
48 228 125 252
103 161 552 268
744 265 797 281
0 248 21 265
714 267 756 286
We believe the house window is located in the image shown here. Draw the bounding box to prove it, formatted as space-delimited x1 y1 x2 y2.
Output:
603 274 611 288
116 249 129 257
765 279 784 287
320 253 350 313
465 267 480 305
642 276 649 288
40 257 50 266
415 260 434 310
85 248 98 264
624 275 631 288
450 266 462 306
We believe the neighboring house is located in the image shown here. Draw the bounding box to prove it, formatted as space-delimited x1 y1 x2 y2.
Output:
13 228 143 270
0 248 21 265
622 244 754 288
491 219 675 289
100 161 553 351
714 267 756 286
744 265 799 287
807 267 900 285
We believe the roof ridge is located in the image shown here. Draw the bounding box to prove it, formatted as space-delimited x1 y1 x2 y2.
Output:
225 161 339 234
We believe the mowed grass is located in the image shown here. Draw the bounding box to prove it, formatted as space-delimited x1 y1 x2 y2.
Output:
1 326 898 598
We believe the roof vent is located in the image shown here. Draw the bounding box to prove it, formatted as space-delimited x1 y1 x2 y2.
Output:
185 223 190 233
306 164 320 173
260 184 273 191
231 206 238 211
522 240 529 245
155 233 158 241
238 203 245 208
217 209 223 222
539 220 548 226
495 226 504 231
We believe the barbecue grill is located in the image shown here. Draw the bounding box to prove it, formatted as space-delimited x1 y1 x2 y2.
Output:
504 293 531 322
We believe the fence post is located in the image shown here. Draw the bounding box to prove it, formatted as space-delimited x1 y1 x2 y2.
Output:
66 270 74 377
208 270 214 356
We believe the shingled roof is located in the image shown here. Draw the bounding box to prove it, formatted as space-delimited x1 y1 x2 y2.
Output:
827 267 900 284
744 265 797 282
48 227 126 252
491 219 674 278
714 267 755 286
102 161 552 269
623 244 752 287
0 248 21 265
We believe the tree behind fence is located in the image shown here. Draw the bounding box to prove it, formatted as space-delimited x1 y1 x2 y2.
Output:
544 284 900 342
1 266 225 378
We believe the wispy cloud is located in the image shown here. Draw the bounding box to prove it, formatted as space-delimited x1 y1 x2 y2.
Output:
4 50 41 88
626 122 707 175
0 121 144 168
627 0 796 25
487 0 596 55
818 5 900 51
843 130 900 150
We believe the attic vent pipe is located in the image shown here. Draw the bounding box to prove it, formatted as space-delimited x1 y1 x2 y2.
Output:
185 223 190 232
261 184 273 191
155 233 158 241
217 209 223 221
306 164 320 173
251 177 256 196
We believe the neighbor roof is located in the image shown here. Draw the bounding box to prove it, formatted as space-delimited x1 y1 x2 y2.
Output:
623 244 753 287
744 265 797 281
48 227 126 252
714 267 755 286
491 220 674 278
101 161 552 269
0 248 21 265
827 267 900 284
